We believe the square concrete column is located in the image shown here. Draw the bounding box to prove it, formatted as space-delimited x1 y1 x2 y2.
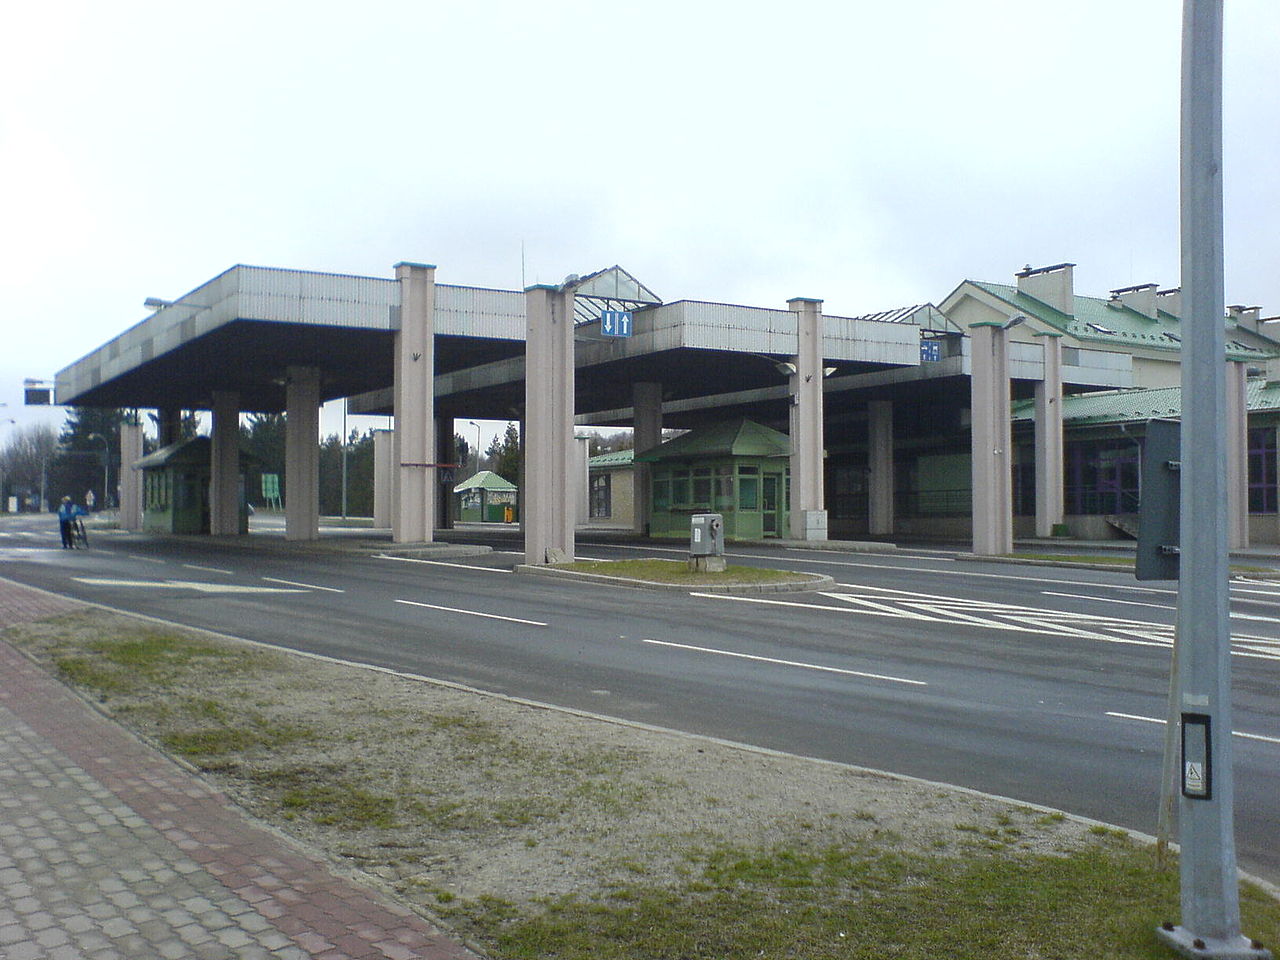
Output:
1033 332 1065 538
868 400 894 536
969 322 1013 555
524 284 576 564
787 297 827 540
632 382 663 536
118 421 144 531
1226 360 1249 550
285 365 320 542
209 391 241 536
372 428 393 528
392 262 437 544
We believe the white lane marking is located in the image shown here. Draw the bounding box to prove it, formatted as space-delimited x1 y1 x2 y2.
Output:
1106 712 1280 745
639 637 926 686
183 563 234 575
72 578 306 595
1043 591 1174 610
261 577 345 593
126 554 168 565
394 598 546 626
376 554 511 573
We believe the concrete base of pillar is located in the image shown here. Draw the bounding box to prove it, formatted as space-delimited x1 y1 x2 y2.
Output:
794 510 828 541
689 555 726 573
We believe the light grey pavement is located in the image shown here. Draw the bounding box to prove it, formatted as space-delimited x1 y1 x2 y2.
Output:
0 577 478 960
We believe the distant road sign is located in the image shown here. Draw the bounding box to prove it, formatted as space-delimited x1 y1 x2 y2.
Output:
601 310 633 338
920 340 941 362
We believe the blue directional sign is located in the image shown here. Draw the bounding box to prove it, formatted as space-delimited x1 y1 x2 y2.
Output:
919 339 941 362
601 309 633 338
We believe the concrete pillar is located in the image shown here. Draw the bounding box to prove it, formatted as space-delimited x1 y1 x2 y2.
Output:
1033 332 1065 538
372 428 393 528
787 297 827 540
524 283 576 564
118 421 144 531
209 391 241 536
1226 360 1249 550
157 407 182 447
632 382 662 536
437 417 456 530
284 365 320 542
970 322 1013 555
392 262 437 543
868 400 894 536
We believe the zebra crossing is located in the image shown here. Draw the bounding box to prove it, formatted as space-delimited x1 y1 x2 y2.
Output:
694 581 1280 663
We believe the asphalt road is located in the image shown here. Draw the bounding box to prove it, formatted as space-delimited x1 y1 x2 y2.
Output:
2 514 1277 884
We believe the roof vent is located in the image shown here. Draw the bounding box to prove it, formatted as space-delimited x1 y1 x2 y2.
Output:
1015 263 1075 317
1109 283 1159 319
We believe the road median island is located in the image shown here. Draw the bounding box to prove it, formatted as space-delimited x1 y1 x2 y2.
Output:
4 606 1278 959
516 557 835 594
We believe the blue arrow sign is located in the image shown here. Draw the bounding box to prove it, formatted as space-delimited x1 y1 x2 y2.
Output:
601 310 633 338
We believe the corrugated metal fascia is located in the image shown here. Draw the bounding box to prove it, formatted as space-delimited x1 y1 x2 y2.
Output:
823 316 918 363
55 267 244 403
434 285 525 340
678 301 798 354
237 267 396 330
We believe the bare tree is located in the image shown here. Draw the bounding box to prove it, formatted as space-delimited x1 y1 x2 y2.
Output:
1 422 59 510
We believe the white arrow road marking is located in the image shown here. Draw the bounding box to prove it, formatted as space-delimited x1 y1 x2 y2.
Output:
72 578 306 594
394 598 547 626
1106 712 1280 745
639 638 926 686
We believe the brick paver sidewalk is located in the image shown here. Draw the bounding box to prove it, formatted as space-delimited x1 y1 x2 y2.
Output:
0 577 479 960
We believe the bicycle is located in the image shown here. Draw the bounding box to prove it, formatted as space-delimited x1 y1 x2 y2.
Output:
70 517 89 549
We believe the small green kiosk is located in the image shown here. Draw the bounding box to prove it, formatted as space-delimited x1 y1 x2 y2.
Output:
454 470 519 523
136 436 252 535
636 419 791 540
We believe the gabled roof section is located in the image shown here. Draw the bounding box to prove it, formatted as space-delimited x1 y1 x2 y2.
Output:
970 280 1278 361
453 469 517 492
1012 379 1280 426
134 436 261 470
856 303 961 333
634 419 790 462
570 265 662 324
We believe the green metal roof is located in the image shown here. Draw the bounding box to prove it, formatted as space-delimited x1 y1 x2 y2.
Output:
588 448 635 468
1013 380 1280 426
633 419 790 463
971 280 1277 361
453 469 517 493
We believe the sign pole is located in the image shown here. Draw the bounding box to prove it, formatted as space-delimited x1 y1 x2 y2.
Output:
1155 3 1269 957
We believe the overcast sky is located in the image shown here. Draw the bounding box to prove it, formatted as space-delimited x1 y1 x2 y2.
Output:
3 0 1277 449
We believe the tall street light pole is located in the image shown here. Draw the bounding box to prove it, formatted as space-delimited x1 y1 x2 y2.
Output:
469 421 481 475
1155 3 1270 958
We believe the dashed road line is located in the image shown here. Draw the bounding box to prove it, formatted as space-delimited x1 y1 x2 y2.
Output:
182 563 233 575
376 554 511 573
261 577 345 593
1106 712 1280 745
639 637 926 686
394 598 546 626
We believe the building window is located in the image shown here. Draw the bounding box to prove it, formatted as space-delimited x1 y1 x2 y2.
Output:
739 477 759 511
590 473 611 518
1248 427 1277 514
714 467 735 510
671 469 690 506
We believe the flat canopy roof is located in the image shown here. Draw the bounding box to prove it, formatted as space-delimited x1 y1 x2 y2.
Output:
55 263 926 422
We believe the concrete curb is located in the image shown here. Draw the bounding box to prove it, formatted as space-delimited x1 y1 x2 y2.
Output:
514 564 835 594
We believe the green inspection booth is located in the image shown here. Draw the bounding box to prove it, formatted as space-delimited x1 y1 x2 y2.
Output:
635 419 791 540
454 470 519 523
136 436 253 535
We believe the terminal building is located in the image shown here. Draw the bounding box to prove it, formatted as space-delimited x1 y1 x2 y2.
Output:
53 259 1280 558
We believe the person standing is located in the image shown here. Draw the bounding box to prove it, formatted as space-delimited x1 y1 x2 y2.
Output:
57 497 86 548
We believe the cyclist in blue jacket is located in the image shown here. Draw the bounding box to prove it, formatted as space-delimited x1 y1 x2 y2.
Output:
57 497 87 548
